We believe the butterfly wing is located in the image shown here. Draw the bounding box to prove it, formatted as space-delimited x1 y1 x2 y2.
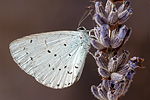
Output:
9 30 91 89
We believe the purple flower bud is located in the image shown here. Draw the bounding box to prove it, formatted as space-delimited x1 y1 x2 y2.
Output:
118 1 131 14
94 27 100 39
107 7 118 25
98 86 108 100
117 50 130 66
91 85 108 100
102 80 110 91
111 73 124 82
98 68 110 78
113 81 126 97
95 2 107 17
94 51 108 68
93 14 108 26
118 8 133 24
118 25 128 39
105 0 114 15
99 25 111 47
108 56 118 72
95 2 101 14
117 64 129 75
107 90 118 100
95 54 108 69
123 28 131 45
90 39 104 50
108 80 126 100
125 69 135 80
111 25 130 48
91 85 104 100
129 57 144 68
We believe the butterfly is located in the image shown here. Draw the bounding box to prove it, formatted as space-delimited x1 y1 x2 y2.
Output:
9 27 91 89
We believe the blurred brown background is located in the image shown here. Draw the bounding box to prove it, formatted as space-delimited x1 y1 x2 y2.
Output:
0 0 150 100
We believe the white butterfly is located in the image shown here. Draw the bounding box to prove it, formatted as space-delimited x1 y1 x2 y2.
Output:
9 27 91 89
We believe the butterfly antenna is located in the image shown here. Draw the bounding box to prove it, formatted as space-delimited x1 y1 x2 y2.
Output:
78 4 94 27
91 68 98 72
89 0 96 3
89 0 98 28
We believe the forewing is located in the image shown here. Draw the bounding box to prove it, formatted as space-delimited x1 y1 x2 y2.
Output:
9 31 91 89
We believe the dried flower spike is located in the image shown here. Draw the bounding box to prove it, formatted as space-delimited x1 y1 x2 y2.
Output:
90 0 144 100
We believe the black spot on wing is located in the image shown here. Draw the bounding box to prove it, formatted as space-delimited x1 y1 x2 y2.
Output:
30 57 33 61
57 84 60 87
67 71 72 74
18 63 21 66
75 66 78 69
47 50 51 53
30 40 33 43
64 66 67 68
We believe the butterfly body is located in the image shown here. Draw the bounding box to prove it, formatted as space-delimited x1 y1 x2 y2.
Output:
9 29 91 89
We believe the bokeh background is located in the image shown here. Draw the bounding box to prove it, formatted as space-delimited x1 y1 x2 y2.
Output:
0 0 150 100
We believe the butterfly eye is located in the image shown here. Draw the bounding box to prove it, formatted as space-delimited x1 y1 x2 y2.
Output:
77 26 86 31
